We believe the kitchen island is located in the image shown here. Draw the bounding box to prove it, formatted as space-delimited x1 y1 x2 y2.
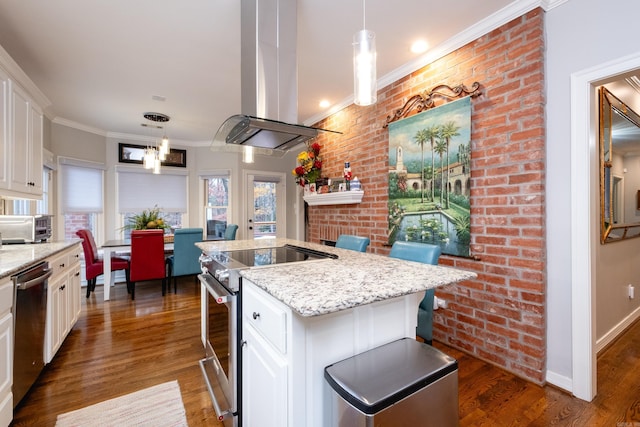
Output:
196 238 476 427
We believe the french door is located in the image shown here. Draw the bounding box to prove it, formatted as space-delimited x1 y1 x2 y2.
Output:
245 173 286 239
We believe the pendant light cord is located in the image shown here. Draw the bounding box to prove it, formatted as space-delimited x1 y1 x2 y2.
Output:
362 0 366 30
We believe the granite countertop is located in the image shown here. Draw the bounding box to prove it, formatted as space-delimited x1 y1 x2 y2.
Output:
196 238 477 317
0 240 82 280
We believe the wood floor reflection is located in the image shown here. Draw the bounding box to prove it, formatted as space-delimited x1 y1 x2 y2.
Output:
10 276 640 426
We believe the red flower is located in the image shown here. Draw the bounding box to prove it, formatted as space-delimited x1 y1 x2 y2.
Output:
311 142 321 154
314 160 322 169
294 166 305 176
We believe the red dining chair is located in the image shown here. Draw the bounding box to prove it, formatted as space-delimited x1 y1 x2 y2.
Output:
76 229 130 298
128 229 167 300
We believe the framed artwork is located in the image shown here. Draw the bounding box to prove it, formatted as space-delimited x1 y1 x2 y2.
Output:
118 143 187 168
387 96 472 257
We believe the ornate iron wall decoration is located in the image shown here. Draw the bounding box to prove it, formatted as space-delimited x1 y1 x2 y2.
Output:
384 82 481 128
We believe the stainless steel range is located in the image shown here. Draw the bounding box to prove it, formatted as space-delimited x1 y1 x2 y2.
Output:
198 244 337 427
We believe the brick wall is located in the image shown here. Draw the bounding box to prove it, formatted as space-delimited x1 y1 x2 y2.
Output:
307 9 546 383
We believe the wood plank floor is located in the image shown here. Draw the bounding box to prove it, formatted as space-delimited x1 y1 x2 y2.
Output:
10 277 640 426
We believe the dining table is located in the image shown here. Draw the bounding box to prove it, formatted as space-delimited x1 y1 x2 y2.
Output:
101 239 174 301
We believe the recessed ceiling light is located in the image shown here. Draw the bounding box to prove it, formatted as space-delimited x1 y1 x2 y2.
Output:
152 94 167 102
410 40 428 54
319 100 331 108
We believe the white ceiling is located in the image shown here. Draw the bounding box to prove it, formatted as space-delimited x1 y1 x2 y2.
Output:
0 0 529 146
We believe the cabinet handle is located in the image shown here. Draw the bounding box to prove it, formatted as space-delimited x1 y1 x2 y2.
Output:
59 263 65 268
252 312 260 320
75 272 80 277
60 285 65 291
241 340 247 347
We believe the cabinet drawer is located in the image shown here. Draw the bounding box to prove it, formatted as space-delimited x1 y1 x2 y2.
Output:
0 280 12 315
50 253 69 277
68 246 82 265
244 284 287 354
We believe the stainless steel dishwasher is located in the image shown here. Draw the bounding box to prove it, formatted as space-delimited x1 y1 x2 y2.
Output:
12 261 52 407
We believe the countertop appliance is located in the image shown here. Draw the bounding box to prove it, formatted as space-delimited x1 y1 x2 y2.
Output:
0 215 52 243
12 261 53 407
198 244 337 427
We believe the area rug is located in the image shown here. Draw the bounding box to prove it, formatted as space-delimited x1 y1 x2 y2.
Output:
55 380 188 427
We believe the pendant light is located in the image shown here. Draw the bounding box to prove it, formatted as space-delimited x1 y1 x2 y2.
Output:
353 0 377 106
142 112 170 174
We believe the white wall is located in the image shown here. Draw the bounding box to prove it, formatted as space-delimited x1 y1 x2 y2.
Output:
47 126 301 242
546 0 640 391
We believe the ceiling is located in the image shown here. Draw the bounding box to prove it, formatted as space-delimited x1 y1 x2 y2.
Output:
0 0 523 146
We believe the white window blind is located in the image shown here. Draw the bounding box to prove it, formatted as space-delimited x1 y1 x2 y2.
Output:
61 164 103 213
118 171 187 213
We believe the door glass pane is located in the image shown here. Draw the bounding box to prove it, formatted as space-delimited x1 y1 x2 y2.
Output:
253 182 277 239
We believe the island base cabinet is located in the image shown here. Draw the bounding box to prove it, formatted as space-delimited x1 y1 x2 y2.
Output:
242 324 287 427
241 280 421 427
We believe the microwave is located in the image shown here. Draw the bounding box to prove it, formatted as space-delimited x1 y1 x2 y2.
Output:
0 215 53 243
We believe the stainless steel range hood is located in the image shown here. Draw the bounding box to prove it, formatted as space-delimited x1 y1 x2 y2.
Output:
212 0 338 153
215 114 325 151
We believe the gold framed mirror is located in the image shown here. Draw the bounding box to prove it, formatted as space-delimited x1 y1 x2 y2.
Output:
599 86 640 243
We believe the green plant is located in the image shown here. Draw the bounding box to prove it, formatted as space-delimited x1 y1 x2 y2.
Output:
123 205 170 230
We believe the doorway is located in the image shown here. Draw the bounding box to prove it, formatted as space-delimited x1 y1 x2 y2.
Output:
244 172 286 239
571 52 640 401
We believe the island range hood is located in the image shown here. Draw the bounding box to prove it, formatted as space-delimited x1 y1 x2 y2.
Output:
216 114 329 151
212 0 338 153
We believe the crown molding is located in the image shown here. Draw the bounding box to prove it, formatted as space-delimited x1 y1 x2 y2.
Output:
0 44 51 110
51 117 107 137
305 0 563 127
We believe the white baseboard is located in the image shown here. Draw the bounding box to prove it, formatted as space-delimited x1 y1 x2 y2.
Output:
596 305 640 353
545 370 572 393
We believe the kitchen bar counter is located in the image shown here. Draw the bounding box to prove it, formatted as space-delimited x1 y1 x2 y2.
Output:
0 240 81 279
196 238 476 317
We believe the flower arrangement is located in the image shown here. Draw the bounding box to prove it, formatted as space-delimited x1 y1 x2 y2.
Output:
123 205 170 230
292 141 322 186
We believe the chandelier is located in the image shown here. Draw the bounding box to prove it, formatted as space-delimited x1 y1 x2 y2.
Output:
142 112 170 174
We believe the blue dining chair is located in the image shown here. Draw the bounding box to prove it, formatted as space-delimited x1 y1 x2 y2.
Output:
389 241 442 345
224 224 238 240
166 228 203 293
335 234 370 252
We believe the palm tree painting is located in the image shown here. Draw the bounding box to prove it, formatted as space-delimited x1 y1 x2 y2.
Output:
387 96 472 257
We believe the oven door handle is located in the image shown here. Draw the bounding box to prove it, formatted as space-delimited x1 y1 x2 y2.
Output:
198 274 234 304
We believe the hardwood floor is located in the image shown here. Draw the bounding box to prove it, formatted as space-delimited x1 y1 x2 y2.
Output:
10 277 640 426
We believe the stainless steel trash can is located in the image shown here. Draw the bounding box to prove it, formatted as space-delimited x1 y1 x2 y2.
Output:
324 338 459 427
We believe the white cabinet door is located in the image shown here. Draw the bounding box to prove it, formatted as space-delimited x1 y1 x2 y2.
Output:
28 103 43 194
7 82 42 197
0 68 9 190
46 274 65 363
69 262 81 325
242 324 288 427
10 83 30 193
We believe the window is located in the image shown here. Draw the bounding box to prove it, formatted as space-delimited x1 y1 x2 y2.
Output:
203 174 230 239
118 170 187 238
60 161 104 241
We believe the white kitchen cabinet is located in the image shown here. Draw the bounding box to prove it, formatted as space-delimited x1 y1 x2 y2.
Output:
45 244 82 363
0 278 13 427
0 65 44 199
9 82 42 197
241 279 421 427
242 323 287 427
0 68 9 191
